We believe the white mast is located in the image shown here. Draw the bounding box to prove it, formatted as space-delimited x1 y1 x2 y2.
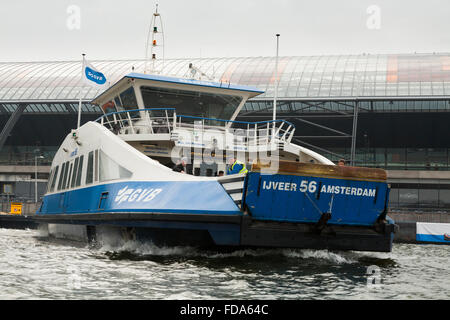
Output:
273 34 280 122
144 4 165 74
272 34 280 140
77 53 86 129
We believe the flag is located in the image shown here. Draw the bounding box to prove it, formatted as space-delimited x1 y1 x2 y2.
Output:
77 55 108 129
82 57 107 88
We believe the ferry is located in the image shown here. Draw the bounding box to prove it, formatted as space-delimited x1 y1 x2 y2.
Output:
35 72 397 252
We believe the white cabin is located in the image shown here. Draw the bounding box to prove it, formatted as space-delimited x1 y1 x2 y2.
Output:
90 73 333 176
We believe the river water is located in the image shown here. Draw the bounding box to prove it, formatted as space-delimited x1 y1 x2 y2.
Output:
0 227 448 300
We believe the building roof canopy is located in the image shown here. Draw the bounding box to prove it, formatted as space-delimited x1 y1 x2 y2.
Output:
1 53 450 102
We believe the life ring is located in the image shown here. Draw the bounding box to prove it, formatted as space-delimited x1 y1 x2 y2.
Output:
101 101 115 113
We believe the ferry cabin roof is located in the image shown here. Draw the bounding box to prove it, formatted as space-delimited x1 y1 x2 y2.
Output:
91 73 265 121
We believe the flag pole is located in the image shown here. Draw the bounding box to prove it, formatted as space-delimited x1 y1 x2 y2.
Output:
77 53 86 129
273 34 280 122
272 34 280 142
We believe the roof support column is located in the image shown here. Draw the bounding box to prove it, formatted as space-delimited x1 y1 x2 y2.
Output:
0 103 28 151
350 100 359 166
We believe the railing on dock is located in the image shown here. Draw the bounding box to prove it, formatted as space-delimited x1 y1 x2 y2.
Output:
95 108 296 146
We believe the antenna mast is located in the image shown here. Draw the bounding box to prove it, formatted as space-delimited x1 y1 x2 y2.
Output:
144 4 165 74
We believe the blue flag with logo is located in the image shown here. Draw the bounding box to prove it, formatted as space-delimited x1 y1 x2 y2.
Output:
82 58 107 88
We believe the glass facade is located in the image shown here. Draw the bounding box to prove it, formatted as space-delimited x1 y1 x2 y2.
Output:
0 145 57 166
0 102 101 114
1 53 450 103
320 147 450 170
242 99 450 114
389 183 450 209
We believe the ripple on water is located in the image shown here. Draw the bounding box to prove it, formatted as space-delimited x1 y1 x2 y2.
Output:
0 228 449 299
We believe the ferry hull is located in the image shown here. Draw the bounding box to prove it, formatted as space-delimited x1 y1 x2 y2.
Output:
37 160 397 252
35 211 395 252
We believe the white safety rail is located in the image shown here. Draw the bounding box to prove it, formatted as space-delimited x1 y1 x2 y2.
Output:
175 115 295 146
95 108 296 149
96 108 176 135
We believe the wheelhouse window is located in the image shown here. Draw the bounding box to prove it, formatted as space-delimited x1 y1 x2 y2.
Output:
119 87 138 111
101 100 117 114
114 97 123 111
140 86 242 121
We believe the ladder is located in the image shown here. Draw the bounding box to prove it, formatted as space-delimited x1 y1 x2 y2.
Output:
218 174 246 208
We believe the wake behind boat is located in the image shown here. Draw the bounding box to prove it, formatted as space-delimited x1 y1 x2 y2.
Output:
35 72 397 252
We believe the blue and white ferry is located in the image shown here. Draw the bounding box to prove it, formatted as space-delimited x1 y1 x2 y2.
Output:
36 72 397 252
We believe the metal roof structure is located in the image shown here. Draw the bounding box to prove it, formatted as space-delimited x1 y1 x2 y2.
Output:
1 53 450 106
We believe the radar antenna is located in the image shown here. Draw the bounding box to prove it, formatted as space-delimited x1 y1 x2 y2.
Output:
144 4 165 74
185 63 214 81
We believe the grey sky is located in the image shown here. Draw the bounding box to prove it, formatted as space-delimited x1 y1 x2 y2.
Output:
0 0 449 62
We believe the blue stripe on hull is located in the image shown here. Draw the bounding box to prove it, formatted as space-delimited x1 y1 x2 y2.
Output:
416 234 450 244
38 180 241 216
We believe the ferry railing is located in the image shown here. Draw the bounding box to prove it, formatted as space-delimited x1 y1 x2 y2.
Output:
95 108 296 145
175 115 296 144
95 108 176 135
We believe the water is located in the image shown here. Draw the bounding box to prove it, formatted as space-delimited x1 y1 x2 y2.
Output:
0 227 448 300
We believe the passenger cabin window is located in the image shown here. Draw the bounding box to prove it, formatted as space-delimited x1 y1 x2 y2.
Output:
70 158 79 188
49 165 59 192
46 169 54 193
86 151 94 185
52 156 84 192
57 162 67 191
140 86 242 123
99 150 132 182
94 150 99 182
65 162 73 189
75 155 84 187
85 149 133 184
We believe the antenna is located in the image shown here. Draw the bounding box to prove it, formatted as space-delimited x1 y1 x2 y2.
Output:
185 63 214 81
144 3 165 74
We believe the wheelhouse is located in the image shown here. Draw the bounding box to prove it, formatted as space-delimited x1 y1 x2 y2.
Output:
89 73 299 176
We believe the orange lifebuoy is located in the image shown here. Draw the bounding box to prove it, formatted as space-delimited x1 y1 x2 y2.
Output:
101 101 115 113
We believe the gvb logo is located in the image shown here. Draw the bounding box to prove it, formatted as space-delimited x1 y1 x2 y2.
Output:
366 5 381 30
366 265 382 289
66 5 81 30
67 266 82 290
114 186 163 204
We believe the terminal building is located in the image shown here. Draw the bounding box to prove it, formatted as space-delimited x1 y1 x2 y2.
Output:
1 53 450 211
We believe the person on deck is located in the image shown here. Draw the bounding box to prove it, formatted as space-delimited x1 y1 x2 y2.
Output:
173 157 188 173
226 157 248 175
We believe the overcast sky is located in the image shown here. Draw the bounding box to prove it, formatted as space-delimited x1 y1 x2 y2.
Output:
1 0 449 62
